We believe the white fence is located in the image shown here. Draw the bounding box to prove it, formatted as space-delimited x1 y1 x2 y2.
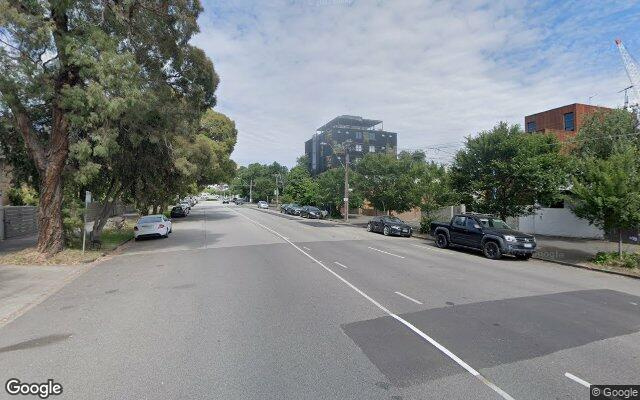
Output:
517 206 604 239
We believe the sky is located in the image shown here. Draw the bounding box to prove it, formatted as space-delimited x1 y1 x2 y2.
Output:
192 0 640 167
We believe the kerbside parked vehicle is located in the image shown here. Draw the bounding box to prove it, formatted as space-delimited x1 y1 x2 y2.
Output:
258 201 269 209
367 216 412 237
430 214 536 260
300 206 323 219
170 206 187 218
134 215 172 240
287 204 302 215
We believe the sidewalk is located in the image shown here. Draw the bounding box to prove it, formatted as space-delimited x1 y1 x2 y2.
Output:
0 264 90 327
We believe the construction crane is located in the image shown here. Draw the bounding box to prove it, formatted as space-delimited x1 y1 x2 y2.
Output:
615 39 640 119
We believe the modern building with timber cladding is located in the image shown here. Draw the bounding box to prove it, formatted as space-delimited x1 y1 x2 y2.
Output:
524 103 612 142
305 115 398 175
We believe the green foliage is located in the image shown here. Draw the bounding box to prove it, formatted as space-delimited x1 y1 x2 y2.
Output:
593 251 640 269
569 145 640 234
315 167 363 215
7 184 38 206
283 166 318 205
573 109 639 159
354 153 420 213
0 0 223 253
231 162 288 202
451 122 568 220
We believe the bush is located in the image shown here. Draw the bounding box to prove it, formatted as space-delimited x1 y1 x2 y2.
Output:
7 184 38 206
593 252 640 269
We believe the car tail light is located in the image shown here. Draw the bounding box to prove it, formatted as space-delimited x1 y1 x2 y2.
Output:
134 226 138 231
158 224 165 229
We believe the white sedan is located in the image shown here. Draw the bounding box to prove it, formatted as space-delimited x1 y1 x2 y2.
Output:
134 215 172 240
258 201 269 209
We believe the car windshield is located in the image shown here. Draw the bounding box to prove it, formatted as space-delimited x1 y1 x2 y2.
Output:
478 218 511 229
139 216 162 223
308 207 320 211
384 216 403 223
171 207 181 212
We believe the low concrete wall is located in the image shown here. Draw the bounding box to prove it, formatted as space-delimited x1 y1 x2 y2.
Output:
518 207 604 239
2 206 38 239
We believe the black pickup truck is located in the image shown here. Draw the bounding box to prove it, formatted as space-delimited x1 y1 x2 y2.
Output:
430 214 536 260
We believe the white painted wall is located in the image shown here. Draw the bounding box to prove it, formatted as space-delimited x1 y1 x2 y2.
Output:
518 206 604 239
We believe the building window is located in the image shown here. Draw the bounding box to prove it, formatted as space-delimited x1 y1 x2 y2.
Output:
355 132 362 139
526 121 536 133
369 132 376 140
369 145 375 152
564 112 575 131
355 144 362 152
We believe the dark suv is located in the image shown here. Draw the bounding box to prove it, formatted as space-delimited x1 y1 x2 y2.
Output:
431 214 536 259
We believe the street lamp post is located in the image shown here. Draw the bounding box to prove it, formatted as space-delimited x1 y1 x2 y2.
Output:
321 141 351 222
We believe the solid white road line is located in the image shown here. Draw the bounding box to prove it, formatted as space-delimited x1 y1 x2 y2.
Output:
395 291 423 305
368 246 405 259
564 372 591 388
229 207 516 400
333 261 348 269
303 246 312 251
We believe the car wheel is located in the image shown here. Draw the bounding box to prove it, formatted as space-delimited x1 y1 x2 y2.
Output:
435 233 448 248
515 254 532 260
383 226 390 236
366 223 372 232
483 241 502 259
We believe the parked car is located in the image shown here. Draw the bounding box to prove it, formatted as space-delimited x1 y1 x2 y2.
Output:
280 203 290 213
367 216 412 237
430 213 536 260
222 198 230 204
134 214 172 240
179 202 191 214
234 198 245 205
287 204 302 215
258 201 269 209
170 206 187 218
300 205 323 219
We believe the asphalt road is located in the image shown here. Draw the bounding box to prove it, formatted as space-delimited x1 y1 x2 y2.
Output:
1 202 639 400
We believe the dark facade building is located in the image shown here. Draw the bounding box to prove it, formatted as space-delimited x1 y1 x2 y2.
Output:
524 103 612 142
305 115 398 175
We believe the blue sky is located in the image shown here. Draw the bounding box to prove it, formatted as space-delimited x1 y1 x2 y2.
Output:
192 0 640 167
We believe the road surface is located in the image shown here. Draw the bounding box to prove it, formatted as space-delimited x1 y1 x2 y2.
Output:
1 202 639 399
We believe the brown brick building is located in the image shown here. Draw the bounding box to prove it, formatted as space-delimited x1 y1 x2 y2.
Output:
524 103 612 142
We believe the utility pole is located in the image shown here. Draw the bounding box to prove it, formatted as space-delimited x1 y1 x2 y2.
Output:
275 175 279 208
249 178 253 203
344 150 349 222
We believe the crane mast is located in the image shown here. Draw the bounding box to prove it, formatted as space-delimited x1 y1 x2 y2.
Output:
615 39 640 120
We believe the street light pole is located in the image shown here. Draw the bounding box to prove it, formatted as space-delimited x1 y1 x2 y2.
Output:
320 141 352 221
344 150 349 222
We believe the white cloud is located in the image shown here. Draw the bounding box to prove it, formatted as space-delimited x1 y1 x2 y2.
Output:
193 0 636 167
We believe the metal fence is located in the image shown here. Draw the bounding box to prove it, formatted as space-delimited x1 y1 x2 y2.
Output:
1 206 38 239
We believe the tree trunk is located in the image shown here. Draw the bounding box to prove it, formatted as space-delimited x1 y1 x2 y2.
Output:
37 167 65 255
90 183 122 243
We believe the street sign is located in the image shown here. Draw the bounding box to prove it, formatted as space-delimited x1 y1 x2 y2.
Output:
343 197 349 201
274 189 279 195
85 191 92 205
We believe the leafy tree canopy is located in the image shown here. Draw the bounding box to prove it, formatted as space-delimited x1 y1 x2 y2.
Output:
451 122 568 220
